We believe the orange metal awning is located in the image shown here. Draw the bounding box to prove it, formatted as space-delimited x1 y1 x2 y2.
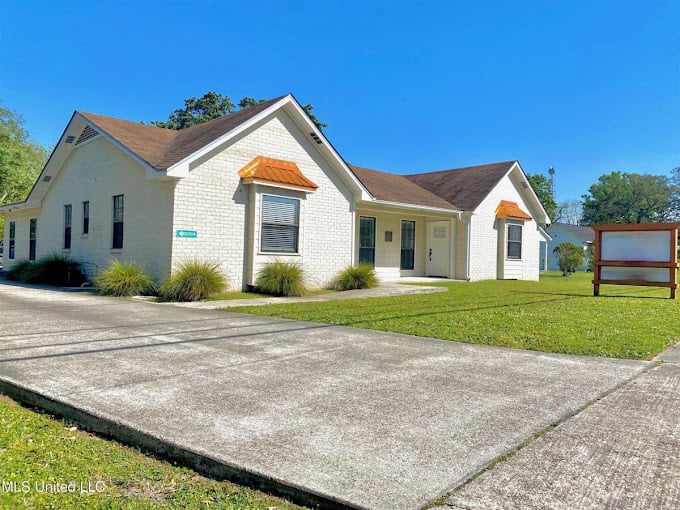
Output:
495 200 532 221
238 156 318 191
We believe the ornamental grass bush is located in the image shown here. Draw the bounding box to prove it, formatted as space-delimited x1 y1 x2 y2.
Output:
4 260 34 281
332 263 378 291
4 254 85 286
159 260 226 302
94 260 155 297
255 260 305 297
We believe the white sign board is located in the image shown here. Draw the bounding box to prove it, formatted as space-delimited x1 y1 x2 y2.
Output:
601 231 670 262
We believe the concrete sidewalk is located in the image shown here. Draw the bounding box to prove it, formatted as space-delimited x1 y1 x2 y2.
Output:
163 281 447 309
443 361 680 509
0 283 655 509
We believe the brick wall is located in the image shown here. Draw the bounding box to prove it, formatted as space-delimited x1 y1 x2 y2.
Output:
469 168 543 281
3 137 175 281
171 110 354 290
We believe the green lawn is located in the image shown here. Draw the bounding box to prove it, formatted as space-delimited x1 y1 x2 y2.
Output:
231 271 680 360
0 395 302 510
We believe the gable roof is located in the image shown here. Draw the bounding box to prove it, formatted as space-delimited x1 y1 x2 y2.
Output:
78 96 286 171
406 161 517 211
349 165 459 211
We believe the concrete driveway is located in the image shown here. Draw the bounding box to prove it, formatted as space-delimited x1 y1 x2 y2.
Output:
0 282 662 509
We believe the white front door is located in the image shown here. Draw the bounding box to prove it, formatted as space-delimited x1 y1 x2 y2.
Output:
427 221 450 277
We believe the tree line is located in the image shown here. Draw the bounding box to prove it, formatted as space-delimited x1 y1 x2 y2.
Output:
528 168 680 226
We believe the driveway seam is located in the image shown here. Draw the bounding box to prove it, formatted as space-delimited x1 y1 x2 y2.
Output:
424 360 661 509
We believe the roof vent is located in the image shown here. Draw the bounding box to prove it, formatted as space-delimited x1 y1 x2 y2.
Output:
42 175 52 183
65 135 75 144
76 125 100 145
309 132 323 145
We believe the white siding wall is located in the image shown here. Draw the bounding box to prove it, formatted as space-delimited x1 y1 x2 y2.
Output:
3 138 175 281
354 208 461 279
469 170 543 281
354 210 427 279
171 110 354 290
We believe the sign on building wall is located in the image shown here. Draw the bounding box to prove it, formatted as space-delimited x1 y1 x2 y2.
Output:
592 223 679 299
176 229 198 238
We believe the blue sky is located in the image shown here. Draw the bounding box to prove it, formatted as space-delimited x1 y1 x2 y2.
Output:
1 0 678 202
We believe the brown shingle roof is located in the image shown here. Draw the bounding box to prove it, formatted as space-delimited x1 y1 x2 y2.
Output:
238 156 318 190
349 165 460 210
78 95 286 170
406 161 516 211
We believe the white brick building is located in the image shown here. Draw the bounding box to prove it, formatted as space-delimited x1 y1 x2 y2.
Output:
0 94 550 289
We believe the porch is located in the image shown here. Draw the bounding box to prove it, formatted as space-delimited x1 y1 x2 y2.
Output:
355 205 470 280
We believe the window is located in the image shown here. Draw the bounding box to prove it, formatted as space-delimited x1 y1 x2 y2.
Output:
29 219 37 261
82 201 89 235
359 216 376 265
507 224 523 259
400 220 415 270
8 221 15 259
260 195 299 253
64 205 72 249
112 195 124 249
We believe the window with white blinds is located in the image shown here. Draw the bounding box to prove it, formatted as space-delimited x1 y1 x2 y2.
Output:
261 195 299 253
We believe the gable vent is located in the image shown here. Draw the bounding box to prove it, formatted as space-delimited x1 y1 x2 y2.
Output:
42 175 52 183
65 135 75 144
309 132 323 145
76 125 100 145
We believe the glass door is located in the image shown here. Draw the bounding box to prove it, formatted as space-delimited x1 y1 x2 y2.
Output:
359 216 376 266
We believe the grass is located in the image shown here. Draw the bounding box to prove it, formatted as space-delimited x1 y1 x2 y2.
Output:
202 291 270 301
5 254 85 287
160 260 226 301
254 261 305 297
95 260 156 297
331 264 378 291
0 394 302 510
231 271 680 360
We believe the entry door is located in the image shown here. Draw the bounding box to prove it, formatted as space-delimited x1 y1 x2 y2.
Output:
427 221 450 277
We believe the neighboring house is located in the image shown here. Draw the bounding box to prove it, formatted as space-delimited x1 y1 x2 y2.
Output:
546 223 594 271
0 94 550 289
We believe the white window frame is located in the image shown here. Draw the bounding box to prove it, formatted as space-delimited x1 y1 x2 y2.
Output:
259 193 301 255
506 222 523 260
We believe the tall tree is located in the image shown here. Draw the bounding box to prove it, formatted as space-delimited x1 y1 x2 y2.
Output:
581 171 674 225
669 166 680 221
151 91 327 130
0 103 49 237
554 199 583 225
526 173 556 221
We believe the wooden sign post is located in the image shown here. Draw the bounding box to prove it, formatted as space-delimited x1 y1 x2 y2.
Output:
592 223 679 299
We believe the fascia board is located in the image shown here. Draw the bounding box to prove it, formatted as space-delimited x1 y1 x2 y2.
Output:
165 96 293 179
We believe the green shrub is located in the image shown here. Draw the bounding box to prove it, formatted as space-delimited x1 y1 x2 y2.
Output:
553 242 585 276
94 260 155 297
4 260 34 281
255 260 305 297
332 263 378 291
5 254 84 286
160 260 226 302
